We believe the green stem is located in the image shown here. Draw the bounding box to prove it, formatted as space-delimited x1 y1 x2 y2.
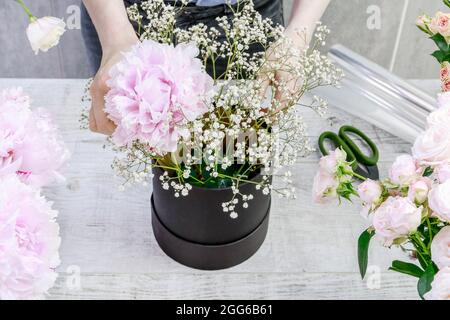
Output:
15 0 35 21
350 171 366 181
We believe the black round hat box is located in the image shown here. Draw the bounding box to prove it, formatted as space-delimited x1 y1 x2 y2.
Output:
151 168 271 270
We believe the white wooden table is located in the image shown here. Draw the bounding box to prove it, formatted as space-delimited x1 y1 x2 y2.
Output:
0 79 439 300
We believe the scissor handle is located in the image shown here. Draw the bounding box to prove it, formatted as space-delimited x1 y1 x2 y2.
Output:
339 126 379 166
318 131 358 170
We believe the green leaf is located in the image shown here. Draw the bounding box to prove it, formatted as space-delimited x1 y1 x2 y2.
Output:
444 0 450 8
422 166 434 177
432 50 445 63
358 229 374 279
389 260 424 278
417 264 437 300
431 33 450 53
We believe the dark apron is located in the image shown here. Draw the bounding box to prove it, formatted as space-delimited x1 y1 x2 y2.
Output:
81 0 284 75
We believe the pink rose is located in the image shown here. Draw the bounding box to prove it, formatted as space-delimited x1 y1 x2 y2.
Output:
408 177 432 204
412 124 450 166
357 179 382 204
437 92 450 108
372 197 422 246
318 148 347 175
312 171 338 204
437 163 450 183
389 154 418 185
430 12 450 40
441 62 450 82
429 181 450 223
424 267 450 300
431 226 450 270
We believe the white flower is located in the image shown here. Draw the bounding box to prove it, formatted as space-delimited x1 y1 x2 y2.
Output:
26 17 66 55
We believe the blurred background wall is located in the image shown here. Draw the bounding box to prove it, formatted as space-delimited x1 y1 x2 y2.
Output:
0 0 446 79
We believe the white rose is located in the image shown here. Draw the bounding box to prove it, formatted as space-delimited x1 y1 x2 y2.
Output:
431 226 450 270
427 106 450 128
412 124 450 166
26 17 66 55
424 267 450 300
428 181 450 223
372 196 422 246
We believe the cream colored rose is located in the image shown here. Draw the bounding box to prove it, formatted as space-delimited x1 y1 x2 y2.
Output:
26 17 66 55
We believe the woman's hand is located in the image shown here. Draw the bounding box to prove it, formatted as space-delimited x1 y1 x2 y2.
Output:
89 36 138 134
83 0 139 135
258 0 330 109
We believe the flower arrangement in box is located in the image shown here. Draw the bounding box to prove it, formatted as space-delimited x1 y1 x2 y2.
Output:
95 0 342 269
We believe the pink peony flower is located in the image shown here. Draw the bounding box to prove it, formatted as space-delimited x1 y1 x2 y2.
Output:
357 179 382 204
429 180 450 223
372 196 422 246
0 88 69 187
389 154 418 185
104 40 214 154
0 175 60 299
425 267 450 300
312 171 338 204
431 226 450 270
412 124 450 166
407 177 432 205
437 163 450 183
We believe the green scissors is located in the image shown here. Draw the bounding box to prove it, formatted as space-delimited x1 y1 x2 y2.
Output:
318 125 380 180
